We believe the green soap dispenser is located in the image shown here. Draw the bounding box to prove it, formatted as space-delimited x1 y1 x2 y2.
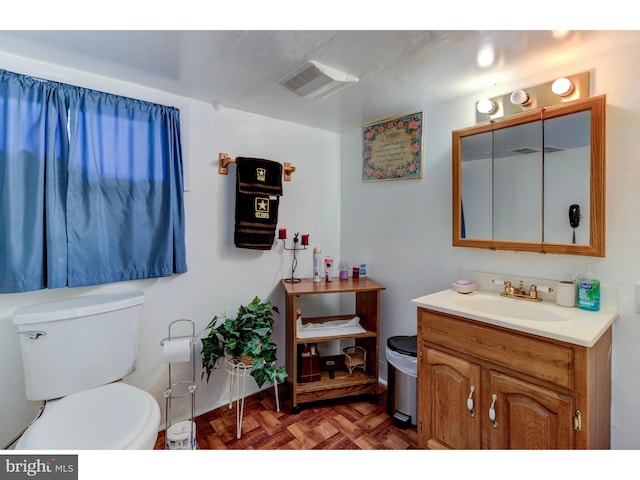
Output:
576 264 600 311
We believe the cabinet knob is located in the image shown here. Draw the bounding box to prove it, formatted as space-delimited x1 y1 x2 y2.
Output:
489 393 498 428
574 410 582 432
467 385 476 417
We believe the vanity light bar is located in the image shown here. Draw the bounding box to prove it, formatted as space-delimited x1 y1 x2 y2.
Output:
475 71 590 123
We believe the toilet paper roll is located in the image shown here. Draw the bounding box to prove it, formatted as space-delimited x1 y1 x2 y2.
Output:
167 420 196 450
162 338 192 363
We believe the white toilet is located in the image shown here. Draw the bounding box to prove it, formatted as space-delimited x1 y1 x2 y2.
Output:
13 290 160 450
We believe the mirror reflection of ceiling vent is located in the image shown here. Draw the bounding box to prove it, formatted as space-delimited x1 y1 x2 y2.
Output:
277 61 358 99
510 147 540 155
543 145 565 153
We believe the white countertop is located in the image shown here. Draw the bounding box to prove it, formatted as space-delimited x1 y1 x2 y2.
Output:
412 288 618 347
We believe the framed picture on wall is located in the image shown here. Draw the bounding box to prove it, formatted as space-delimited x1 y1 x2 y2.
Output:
362 111 423 182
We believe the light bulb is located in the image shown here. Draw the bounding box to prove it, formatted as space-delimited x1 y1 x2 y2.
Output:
476 98 497 114
552 77 574 97
476 44 495 68
510 89 531 106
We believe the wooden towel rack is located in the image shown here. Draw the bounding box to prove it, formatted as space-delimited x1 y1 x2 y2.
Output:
218 153 296 181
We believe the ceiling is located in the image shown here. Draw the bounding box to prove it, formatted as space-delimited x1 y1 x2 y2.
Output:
0 30 638 133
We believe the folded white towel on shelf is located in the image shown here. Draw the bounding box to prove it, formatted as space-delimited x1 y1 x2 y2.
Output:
296 315 365 339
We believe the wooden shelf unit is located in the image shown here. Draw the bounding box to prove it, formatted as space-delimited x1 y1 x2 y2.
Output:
281 278 385 411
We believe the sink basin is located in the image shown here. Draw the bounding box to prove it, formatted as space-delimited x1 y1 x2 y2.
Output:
455 296 572 322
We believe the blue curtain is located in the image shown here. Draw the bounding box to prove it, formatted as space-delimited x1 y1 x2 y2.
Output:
0 69 187 293
0 72 46 292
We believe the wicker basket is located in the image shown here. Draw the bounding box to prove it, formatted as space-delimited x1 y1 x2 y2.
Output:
232 356 254 368
343 346 366 374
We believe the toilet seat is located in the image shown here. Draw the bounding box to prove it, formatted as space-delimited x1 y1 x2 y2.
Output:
16 382 160 450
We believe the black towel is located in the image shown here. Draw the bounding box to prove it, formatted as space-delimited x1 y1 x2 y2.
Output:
234 157 283 250
236 157 283 196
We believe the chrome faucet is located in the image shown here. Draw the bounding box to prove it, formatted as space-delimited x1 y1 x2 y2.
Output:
494 279 553 302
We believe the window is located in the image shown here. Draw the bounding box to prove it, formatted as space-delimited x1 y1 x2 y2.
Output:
0 69 187 293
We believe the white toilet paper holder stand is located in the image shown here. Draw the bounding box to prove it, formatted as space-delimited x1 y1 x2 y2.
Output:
161 319 197 450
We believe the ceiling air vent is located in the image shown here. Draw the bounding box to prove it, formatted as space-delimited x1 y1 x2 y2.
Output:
277 61 358 99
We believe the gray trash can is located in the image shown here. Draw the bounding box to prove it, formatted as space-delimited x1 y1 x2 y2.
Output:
386 335 417 427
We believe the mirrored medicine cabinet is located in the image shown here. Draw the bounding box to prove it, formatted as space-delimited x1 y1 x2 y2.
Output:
452 94 605 257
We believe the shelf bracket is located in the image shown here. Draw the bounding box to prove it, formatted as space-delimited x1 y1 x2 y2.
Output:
218 152 234 175
283 162 296 181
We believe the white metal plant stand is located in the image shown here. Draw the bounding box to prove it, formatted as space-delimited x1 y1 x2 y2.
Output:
225 357 280 439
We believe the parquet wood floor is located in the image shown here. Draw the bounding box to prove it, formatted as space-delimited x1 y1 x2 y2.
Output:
154 384 418 450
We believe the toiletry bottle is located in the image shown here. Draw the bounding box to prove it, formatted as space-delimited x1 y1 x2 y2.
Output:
313 248 322 283
359 257 367 278
324 256 333 282
576 264 600 311
338 260 349 280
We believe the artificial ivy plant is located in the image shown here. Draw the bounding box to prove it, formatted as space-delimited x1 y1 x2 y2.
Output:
201 296 288 388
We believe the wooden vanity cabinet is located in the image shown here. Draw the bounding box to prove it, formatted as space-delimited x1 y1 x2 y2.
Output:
417 308 612 449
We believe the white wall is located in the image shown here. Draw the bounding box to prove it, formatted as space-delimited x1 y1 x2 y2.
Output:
340 41 640 448
0 53 341 448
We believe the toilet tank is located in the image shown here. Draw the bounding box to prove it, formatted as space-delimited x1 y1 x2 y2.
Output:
13 291 145 401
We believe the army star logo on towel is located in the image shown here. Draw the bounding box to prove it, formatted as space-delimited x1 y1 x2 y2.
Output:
254 197 270 219
256 167 266 182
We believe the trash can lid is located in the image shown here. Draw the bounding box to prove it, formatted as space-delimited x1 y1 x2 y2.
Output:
387 335 417 357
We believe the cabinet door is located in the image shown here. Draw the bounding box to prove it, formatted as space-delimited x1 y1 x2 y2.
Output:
487 371 575 449
419 348 481 449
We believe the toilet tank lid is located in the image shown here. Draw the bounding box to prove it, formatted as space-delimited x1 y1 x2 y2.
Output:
13 291 145 325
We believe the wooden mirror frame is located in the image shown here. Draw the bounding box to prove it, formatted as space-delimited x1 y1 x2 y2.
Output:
452 94 606 257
